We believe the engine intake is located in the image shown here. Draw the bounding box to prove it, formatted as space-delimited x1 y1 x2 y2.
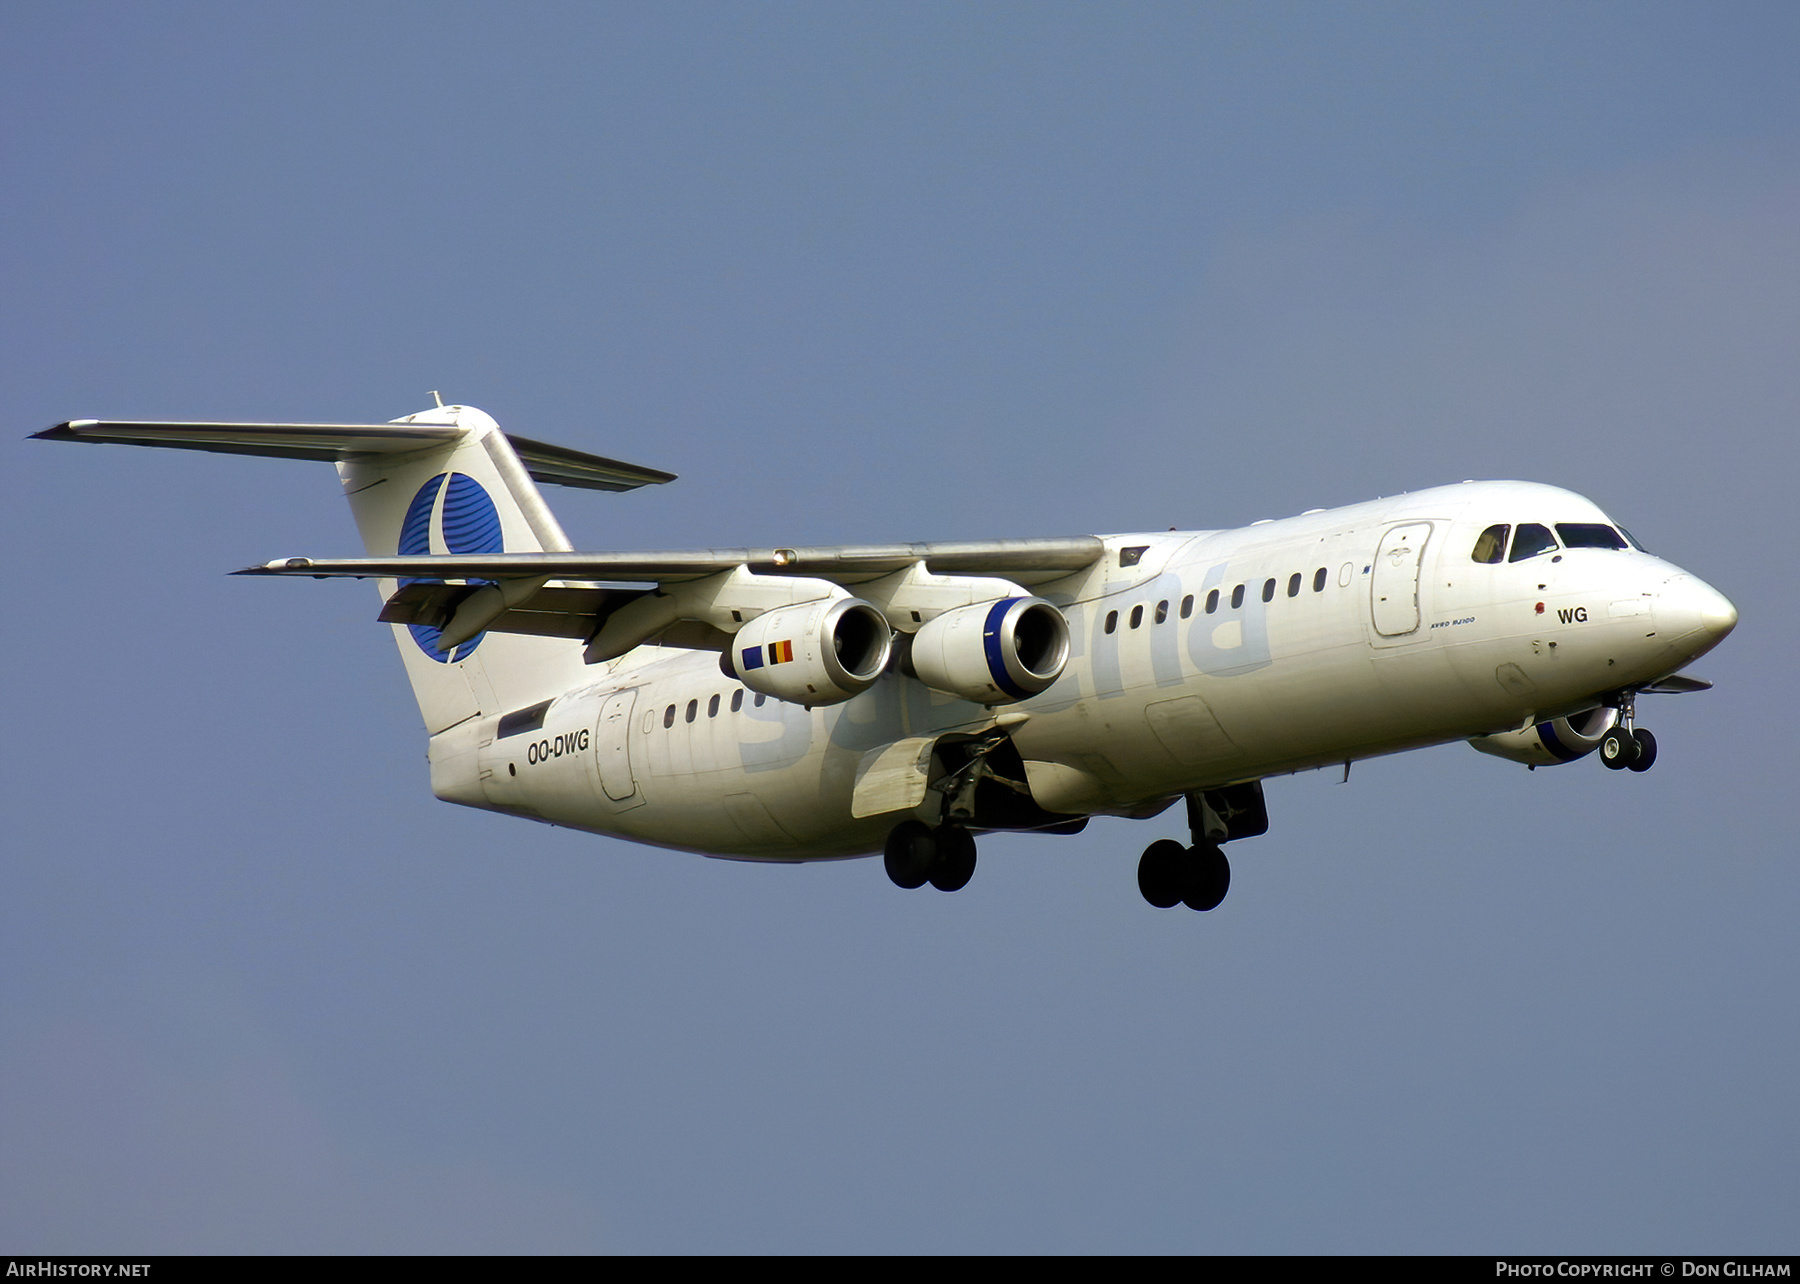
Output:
722 597 892 706
1468 705 1620 767
910 597 1070 704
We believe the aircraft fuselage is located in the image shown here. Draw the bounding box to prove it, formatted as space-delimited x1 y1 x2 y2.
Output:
435 479 1735 860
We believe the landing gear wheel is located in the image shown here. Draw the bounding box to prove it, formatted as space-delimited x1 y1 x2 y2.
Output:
1181 843 1231 912
1137 839 1186 909
929 826 978 892
883 820 936 890
1599 729 1634 770
1627 728 1657 772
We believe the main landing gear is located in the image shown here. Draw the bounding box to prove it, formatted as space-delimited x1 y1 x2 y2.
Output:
1598 690 1658 773
1136 784 1266 912
1137 838 1229 911
884 819 978 892
882 776 1266 909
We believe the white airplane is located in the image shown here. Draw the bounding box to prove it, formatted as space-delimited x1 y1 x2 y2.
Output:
35 403 1737 910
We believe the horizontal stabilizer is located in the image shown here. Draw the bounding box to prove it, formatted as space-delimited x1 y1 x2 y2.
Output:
237 537 1107 586
505 432 677 492
32 419 676 492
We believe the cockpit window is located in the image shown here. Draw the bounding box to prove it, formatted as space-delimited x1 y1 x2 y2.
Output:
1509 523 1558 562
1618 526 1650 553
1556 523 1629 551
1471 524 1509 564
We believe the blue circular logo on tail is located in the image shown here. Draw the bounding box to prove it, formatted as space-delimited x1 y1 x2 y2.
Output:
399 472 503 662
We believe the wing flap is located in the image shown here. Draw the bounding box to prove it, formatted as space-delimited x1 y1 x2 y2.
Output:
377 581 647 641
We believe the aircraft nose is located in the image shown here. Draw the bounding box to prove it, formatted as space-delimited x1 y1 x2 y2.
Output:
1658 573 1738 652
1700 586 1738 641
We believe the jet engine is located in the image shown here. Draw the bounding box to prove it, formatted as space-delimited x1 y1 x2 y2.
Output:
721 597 892 706
1468 705 1620 767
909 597 1070 704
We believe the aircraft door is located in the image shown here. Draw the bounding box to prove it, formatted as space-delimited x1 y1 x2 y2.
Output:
1371 522 1432 638
596 689 642 804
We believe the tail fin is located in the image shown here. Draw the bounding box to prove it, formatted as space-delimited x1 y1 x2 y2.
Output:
34 404 676 734
339 405 595 733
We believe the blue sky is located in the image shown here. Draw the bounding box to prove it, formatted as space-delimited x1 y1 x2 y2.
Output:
4 2 1796 1252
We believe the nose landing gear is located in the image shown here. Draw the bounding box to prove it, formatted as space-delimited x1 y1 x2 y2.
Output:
1598 690 1658 772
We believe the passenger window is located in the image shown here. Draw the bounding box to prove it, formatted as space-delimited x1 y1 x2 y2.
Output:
754 693 766 707
1262 579 1275 603
1509 523 1558 562
1313 567 1326 592
1205 589 1219 614
731 690 743 713
685 699 697 723
1180 595 1194 619
663 704 675 729
1471 524 1509 564
1287 573 1301 598
1230 584 1245 609
1155 600 1168 624
1105 610 1118 634
708 693 720 718
1130 605 1143 629
1556 523 1629 551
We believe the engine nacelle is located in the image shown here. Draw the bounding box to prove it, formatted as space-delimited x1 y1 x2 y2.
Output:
721 597 892 706
1468 706 1620 767
910 597 1070 704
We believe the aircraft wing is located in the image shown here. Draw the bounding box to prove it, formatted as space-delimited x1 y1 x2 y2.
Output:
243 539 1108 659
237 539 1104 585
31 419 676 492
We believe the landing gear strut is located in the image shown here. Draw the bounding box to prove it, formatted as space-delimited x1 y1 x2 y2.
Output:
884 819 979 892
1599 690 1658 773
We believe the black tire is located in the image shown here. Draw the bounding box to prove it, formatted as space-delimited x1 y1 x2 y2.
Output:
1628 727 1658 772
883 820 935 890
1182 843 1231 912
1137 839 1186 908
928 826 978 892
1599 729 1633 770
